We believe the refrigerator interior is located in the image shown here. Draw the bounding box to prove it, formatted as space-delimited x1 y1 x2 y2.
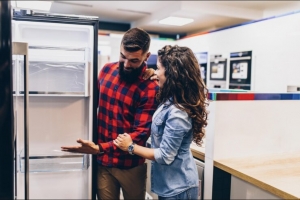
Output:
12 20 94 199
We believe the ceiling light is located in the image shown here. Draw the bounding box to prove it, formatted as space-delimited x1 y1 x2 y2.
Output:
159 16 194 26
15 1 52 11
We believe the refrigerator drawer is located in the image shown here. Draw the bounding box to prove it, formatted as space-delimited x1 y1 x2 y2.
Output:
17 170 89 199
19 151 89 173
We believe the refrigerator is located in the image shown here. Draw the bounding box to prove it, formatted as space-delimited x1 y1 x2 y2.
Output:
1 8 99 199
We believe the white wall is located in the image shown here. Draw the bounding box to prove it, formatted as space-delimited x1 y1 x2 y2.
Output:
212 100 300 160
149 38 176 55
178 12 300 92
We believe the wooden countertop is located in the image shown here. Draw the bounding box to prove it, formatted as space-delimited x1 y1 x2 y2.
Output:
189 141 300 199
190 142 205 161
214 152 300 199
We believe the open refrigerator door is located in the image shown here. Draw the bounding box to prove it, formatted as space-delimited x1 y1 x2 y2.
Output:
12 10 99 199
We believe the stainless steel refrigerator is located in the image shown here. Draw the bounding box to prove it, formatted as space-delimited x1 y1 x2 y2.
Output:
1 5 99 199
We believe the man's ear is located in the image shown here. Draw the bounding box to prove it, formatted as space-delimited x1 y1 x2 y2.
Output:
145 52 151 62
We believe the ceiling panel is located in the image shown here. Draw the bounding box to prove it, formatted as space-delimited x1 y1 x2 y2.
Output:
49 1 300 35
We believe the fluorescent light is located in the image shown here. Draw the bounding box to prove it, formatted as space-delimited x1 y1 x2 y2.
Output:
159 16 194 26
16 1 52 11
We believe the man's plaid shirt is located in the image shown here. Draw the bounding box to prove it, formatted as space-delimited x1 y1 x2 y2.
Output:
97 62 159 169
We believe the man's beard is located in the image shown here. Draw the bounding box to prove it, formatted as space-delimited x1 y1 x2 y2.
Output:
118 62 144 84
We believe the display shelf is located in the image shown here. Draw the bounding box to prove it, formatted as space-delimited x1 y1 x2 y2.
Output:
19 151 89 173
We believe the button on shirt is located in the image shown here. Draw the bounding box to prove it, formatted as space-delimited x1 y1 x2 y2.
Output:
97 62 159 169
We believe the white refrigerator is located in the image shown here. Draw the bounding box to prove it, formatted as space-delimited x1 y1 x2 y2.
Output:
12 9 99 199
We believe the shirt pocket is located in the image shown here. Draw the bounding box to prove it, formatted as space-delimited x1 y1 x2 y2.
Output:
152 117 164 137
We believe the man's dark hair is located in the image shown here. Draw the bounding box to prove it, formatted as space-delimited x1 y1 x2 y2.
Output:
121 28 151 53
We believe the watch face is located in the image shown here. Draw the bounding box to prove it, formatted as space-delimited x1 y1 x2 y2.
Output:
128 144 134 155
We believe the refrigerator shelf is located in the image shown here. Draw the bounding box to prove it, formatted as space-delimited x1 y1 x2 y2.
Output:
16 61 89 96
28 46 88 63
29 46 87 51
19 153 89 173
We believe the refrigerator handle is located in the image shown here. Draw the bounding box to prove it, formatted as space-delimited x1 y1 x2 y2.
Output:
12 42 29 200
14 136 17 200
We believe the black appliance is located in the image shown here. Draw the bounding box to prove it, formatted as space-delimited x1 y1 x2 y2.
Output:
229 51 252 90
209 54 227 89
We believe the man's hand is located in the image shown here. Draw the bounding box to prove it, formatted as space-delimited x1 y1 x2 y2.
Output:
61 139 100 154
143 68 158 80
113 133 133 151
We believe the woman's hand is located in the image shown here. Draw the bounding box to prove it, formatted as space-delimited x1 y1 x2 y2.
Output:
143 68 157 80
113 133 133 151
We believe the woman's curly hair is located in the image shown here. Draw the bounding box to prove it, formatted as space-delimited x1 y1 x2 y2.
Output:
157 45 208 146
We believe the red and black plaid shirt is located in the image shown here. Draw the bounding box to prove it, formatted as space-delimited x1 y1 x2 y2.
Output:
97 62 159 169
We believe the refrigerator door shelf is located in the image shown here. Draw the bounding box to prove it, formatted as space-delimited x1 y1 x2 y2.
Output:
19 152 89 173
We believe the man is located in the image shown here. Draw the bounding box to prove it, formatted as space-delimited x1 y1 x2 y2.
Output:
61 28 158 200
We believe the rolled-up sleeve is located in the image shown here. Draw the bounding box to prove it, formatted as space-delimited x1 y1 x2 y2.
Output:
154 107 192 165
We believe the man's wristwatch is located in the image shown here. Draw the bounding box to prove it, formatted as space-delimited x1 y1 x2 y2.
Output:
128 142 135 155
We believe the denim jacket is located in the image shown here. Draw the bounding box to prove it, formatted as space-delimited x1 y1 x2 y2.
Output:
151 100 199 197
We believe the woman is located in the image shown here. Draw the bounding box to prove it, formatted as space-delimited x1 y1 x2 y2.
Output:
113 45 208 199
